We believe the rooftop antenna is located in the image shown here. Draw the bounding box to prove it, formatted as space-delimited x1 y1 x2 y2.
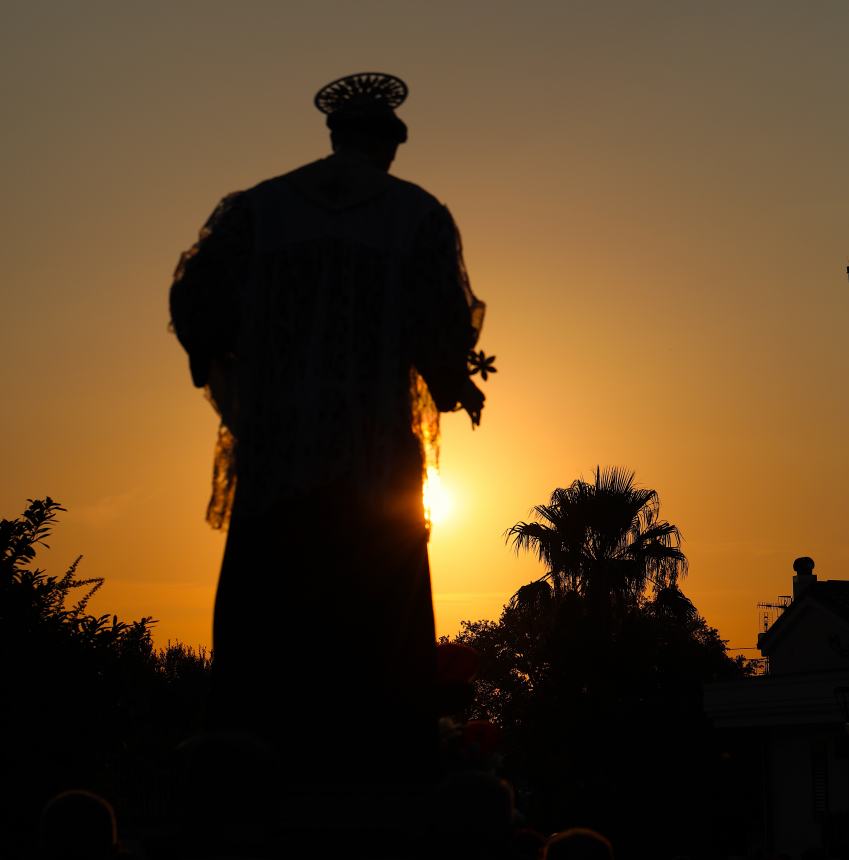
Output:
756 595 792 634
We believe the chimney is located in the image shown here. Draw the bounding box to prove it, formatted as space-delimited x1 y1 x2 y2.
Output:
792 556 816 600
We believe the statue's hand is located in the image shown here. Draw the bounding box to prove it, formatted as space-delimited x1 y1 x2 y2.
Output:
460 378 485 428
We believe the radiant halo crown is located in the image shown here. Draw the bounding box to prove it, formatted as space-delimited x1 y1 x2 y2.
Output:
314 72 408 115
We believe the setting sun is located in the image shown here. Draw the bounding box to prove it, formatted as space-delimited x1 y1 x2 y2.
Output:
423 465 453 526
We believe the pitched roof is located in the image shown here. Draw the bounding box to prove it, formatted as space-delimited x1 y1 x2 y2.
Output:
812 580 849 623
758 579 849 653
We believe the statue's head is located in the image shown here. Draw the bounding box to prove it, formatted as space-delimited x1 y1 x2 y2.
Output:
314 72 408 171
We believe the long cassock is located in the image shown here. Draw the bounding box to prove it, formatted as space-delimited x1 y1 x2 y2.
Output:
170 151 484 788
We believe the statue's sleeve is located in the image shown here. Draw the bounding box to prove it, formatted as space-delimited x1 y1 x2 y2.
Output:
169 192 252 388
408 204 485 412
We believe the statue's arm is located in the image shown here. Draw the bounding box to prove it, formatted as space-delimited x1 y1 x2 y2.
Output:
409 204 486 416
169 192 252 388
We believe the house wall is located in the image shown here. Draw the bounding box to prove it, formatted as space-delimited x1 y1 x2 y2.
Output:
828 733 849 854
767 603 849 674
768 728 820 856
704 670 849 857
766 727 849 857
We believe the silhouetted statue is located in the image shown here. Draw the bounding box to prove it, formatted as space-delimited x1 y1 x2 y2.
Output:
170 73 490 796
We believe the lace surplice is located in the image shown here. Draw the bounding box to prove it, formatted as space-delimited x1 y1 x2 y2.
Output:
170 158 484 529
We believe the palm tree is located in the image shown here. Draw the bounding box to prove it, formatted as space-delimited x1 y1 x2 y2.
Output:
506 466 687 616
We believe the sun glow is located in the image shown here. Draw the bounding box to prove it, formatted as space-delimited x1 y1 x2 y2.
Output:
423 466 453 526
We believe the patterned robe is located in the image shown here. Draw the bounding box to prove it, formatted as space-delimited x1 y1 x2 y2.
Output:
170 152 483 787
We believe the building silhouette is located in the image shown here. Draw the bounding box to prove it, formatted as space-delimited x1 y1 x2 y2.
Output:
705 557 849 857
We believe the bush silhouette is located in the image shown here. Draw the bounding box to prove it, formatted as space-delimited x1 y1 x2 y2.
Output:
0 498 210 852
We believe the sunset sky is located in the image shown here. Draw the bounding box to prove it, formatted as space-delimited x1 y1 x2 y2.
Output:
3 1 848 656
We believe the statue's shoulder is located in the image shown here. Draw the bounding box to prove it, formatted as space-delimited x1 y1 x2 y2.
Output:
242 159 444 216
384 174 442 212
244 161 323 198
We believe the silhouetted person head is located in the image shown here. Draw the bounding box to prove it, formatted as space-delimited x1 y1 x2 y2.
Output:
544 827 614 860
38 790 117 860
436 641 480 715
315 72 408 171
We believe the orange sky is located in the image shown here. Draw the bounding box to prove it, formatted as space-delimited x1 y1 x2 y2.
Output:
3 1 848 655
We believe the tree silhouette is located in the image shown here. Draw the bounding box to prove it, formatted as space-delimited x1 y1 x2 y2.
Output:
505 466 687 619
447 469 743 853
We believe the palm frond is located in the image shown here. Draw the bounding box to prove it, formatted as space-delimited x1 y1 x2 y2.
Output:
505 466 688 610
505 521 557 568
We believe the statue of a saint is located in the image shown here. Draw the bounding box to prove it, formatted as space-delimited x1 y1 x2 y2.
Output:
169 73 491 792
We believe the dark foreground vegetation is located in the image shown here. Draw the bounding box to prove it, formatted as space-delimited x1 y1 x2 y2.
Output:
2 474 753 859
0 498 211 857
450 469 750 855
